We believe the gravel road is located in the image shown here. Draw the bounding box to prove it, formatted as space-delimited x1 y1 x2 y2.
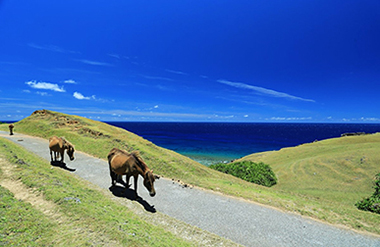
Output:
1 131 379 247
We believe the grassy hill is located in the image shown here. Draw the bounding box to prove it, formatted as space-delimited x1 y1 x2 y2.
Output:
238 134 380 205
1 109 380 235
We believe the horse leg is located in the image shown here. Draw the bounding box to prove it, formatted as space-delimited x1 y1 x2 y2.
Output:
108 163 117 186
111 172 117 186
60 150 64 163
50 150 53 162
116 174 123 185
126 174 131 188
133 174 139 198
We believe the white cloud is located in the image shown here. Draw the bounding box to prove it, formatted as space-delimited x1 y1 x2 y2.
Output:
25 80 65 92
36 91 48 96
73 92 95 100
76 59 112 66
28 43 78 54
141 74 173 81
64 79 77 84
108 53 121 59
338 117 380 122
154 105 159 109
105 110 214 120
218 79 315 102
268 117 312 121
28 43 65 53
360 117 380 121
223 115 235 119
165 69 188 75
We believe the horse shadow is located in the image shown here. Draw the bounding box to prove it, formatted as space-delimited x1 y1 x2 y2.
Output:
50 161 76 172
109 185 156 213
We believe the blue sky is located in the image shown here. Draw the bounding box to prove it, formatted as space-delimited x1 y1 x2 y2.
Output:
1 0 379 122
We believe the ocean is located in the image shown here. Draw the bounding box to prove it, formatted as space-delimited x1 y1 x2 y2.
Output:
105 122 380 166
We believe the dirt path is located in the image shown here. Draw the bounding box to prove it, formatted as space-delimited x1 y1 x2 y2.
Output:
0 157 61 219
0 157 120 246
1 131 379 247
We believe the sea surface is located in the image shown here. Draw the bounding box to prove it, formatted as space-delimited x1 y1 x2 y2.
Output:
105 122 380 166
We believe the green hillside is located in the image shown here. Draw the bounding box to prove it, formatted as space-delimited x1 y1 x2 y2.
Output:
1 109 379 235
238 133 380 204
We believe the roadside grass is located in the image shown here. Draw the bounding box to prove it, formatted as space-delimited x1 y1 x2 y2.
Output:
0 138 194 246
1 110 380 235
0 185 59 246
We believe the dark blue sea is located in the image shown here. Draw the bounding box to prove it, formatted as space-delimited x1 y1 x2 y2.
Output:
105 122 380 166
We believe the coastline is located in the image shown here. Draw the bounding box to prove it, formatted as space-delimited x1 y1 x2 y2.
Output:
181 151 240 166
105 121 380 166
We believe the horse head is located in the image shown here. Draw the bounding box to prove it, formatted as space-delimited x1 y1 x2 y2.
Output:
65 142 75 161
143 170 157 197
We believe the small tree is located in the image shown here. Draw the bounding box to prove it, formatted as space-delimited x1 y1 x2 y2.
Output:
355 173 380 214
210 161 277 187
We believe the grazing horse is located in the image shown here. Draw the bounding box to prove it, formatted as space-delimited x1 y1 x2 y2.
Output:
8 124 14 135
49 136 75 163
107 147 157 197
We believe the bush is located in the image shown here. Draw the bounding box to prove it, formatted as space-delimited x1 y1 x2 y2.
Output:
210 161 277 187
355 173 380 214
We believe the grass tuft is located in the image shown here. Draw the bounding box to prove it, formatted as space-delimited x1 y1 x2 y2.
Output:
210 161 277 187
356 173 380 214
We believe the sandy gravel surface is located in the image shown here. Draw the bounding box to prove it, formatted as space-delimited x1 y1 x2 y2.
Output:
1 131 379 247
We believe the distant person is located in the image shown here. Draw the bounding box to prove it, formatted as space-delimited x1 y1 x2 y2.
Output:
8 124 14 135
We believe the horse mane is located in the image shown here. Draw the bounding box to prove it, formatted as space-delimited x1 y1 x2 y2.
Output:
131 151 148 172
61 137 74 148
131 150 142 163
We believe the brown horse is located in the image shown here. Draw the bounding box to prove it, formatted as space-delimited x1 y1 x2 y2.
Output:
8 124 14 135
107 148 157 197
49 136 75 163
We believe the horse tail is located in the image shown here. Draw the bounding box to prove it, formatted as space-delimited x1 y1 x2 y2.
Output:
107 148 118 186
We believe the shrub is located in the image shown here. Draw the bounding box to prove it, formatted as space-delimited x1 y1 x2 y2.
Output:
210 161 277 187
355 173 380 214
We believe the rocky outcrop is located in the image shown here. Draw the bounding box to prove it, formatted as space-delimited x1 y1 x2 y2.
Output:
341 132 367 137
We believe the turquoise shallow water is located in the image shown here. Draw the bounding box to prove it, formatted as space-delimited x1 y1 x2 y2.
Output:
180 151 239 166
106 122 380 165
